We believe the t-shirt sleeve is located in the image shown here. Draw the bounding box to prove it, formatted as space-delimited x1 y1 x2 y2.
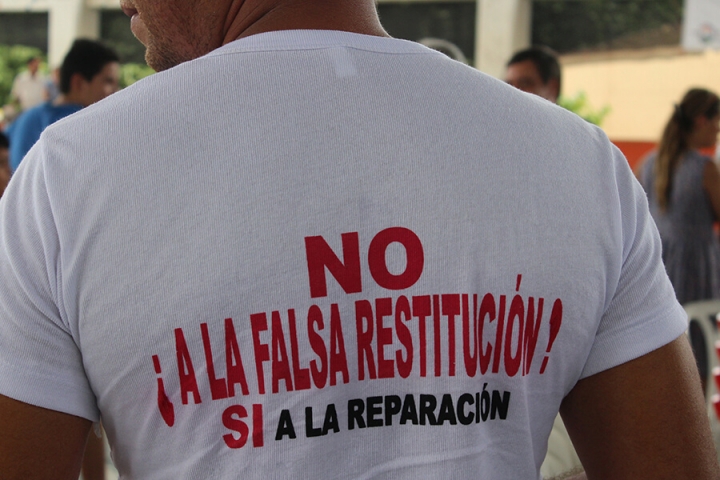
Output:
0 141 99 421
580 143 688 379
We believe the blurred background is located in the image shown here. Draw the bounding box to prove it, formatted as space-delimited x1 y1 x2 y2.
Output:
3 1 720 477
1 0 707 168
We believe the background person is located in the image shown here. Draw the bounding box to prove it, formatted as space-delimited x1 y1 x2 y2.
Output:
638 88 720 398
5 39 119 171
0 1 717 479
638 88 720 305
505 46 561 103
9 56 47 112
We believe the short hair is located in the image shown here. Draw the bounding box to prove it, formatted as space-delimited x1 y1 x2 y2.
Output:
59 39 119 95
507 46 561 93
0 131 8 150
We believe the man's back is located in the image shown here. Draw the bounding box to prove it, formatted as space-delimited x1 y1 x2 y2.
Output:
0 30 687 479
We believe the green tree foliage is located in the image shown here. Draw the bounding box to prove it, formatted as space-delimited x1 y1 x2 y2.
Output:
533 0 683 53
0 45 45 106
558 91 611 126
119 63 155 89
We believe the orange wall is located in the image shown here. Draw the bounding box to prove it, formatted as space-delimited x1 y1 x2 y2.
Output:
561 48 720 143
612 140 656 172
612 140 717 172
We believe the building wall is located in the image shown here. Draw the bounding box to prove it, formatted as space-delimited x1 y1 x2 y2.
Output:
561 47 720 146
0 0 530 77
0 0 101 66
0 13 48 51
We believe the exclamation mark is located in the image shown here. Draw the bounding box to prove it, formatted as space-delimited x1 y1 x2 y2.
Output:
153 355 175 427
540 299 563 374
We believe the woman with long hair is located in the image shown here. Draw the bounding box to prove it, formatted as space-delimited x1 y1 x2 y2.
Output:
639 88 720 304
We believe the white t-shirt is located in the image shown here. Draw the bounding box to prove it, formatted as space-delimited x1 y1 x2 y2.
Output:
11 70 47 111
0 30 687 479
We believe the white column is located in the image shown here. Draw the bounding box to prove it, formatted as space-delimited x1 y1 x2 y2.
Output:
48 0 100 67
475 0 532 78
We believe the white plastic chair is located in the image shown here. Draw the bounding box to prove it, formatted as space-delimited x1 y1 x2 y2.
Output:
683 300 720 403
682 300 720 464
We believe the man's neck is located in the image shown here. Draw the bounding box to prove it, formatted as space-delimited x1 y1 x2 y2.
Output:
221 0 389 46
53 94 84 108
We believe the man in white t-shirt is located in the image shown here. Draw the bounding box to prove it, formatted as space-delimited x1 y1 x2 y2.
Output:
0 1 718 479
10 57 47 112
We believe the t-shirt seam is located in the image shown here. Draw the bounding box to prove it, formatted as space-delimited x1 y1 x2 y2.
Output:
206 45 438 59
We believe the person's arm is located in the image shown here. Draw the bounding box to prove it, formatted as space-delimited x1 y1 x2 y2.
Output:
560 335 720 479
0 394 92 480
702 159 720 220
82 426 107 480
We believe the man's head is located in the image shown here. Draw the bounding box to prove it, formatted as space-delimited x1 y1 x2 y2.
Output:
60 39 120 107
27 57 41 76
505 46 561 103
119 0 388 72
120 0 241 72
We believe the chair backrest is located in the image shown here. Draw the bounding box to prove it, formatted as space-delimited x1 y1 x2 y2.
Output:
683 300 720 403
